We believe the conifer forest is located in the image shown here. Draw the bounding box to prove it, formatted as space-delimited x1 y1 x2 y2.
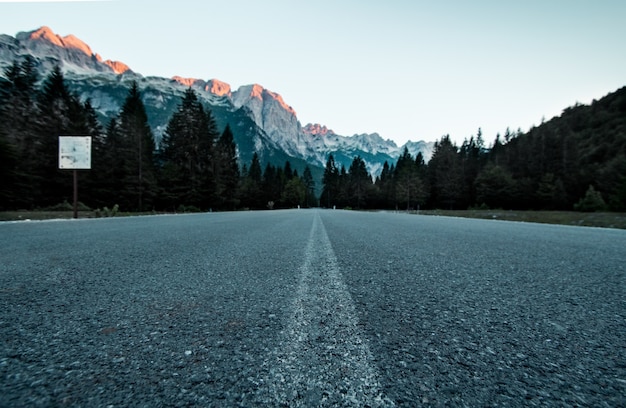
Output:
1 60 625 213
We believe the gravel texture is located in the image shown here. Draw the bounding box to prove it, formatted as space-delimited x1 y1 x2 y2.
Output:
1 210 625 407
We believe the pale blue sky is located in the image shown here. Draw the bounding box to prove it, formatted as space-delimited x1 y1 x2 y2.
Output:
1 0 625 145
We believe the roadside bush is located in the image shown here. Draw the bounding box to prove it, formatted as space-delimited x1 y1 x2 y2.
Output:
574 185 606 212
95 204 120 217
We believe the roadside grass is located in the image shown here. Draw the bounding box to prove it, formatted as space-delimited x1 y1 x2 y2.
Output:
2 209 626 230
0 210 154 222
418 209 626 230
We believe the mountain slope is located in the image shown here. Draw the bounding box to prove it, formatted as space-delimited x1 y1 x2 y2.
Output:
0 26 434 178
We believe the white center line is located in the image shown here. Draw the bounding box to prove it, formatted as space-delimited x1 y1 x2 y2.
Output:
256 212 394 407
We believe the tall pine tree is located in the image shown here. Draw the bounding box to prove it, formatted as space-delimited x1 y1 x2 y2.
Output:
321 154 339 208
116 81 156 211
159 88 218 210
214 124 240 210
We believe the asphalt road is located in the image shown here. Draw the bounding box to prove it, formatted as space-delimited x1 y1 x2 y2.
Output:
1 210 624 407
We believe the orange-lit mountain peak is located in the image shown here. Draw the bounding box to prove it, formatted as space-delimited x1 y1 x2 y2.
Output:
303 123 335 137
28 26 60 44
62 34 93 56
172 76 201 88
28 26 94 56
206 79 231 96
249 83 264 99
104 60 131 75
266 89 296 116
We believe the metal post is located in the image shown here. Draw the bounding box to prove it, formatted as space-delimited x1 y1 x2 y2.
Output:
73 170 78 219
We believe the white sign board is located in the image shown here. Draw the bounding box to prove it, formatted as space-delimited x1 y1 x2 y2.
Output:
59 136 92 170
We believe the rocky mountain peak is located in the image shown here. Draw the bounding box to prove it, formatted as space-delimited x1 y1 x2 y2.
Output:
234 84 296 117
21 26 94 57
302 123 336 137
206 79 231 97
11 26 131 75
1 25 435 178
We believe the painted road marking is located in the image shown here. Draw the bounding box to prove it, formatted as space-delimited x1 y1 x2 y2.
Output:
256 212 394 407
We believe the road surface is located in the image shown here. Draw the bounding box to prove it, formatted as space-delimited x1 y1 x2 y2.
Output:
1 210 625 406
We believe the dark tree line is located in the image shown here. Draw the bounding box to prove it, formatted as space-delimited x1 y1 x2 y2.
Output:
238 153 317 210
2 60 624 213
321 86 626 212
0 61 317 212
0 58 105 210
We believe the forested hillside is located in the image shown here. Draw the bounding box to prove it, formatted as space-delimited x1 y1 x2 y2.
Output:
1 58 624 213
0 59 317 212
321 87 626 212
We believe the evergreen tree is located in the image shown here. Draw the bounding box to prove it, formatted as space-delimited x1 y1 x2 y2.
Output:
348 156 372 209
97 118 124 208
302 166 317 207
282 177 306 207
81 99 106 208
474 164 515 209
458 132 486 207
214 124 240 210
239 152 264 209
374 161 393 209
574 185 606 212
159 88 217 210
394 147 425 211
116 81 156 211
261 163 279 207
428 135 463 209
0 57 40 209
36 66 86 207
321 154 339 208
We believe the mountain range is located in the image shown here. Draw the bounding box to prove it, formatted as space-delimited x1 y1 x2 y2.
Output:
0 26 434 180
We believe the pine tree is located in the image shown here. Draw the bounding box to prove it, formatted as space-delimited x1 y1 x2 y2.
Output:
348 156 372 209
159 88 217 210
574 185 606 212
394 147 425 211
36 66 84 207
261 163 279 207
117 81 156 211
214 124 240 210
80 99 105 208
428 135 463 209
474 164 515 209
373 161 393 209
282 176 306 207
239 152 264 209
321 154 339 208
302 166 317 207
0 57 40 209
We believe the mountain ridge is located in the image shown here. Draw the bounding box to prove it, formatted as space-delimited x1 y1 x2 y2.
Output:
0 26 434 176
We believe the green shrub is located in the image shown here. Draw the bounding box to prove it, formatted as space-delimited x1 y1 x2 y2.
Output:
574 185 606 212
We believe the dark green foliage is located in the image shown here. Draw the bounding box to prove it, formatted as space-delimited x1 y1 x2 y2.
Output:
116 81 157 211
347 156 372 209
1 60 623 213
574 185 606 212
158 88 218 210
239 152 264 209
0 57 41 208
321 154 340 208
214 124 241 210
428 136 464 209
281 177 306 207
474 165 515 209
302 166 317 207
394 147 426 210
